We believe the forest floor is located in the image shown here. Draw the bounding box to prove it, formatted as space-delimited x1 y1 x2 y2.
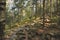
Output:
4 18 60 40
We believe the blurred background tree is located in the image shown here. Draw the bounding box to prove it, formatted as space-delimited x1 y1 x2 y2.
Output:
0 0 6 40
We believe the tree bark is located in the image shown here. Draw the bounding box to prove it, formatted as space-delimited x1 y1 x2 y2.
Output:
0 0 6 40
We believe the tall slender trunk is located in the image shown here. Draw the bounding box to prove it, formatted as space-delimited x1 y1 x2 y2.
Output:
43 0 45 28
40 0 41 17
34 0 37 19
50 0 52 25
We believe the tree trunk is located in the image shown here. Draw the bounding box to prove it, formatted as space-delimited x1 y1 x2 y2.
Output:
0 0 6 40
43 0 45 28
